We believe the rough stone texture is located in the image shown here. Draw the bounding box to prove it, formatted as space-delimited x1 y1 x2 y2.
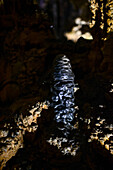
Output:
0 14 55 105
0 2 113 170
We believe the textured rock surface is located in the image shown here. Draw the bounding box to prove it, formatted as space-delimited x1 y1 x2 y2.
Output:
0 1 113 170
0 14 55 105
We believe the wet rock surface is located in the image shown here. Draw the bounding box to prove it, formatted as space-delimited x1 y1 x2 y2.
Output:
0 3 113 170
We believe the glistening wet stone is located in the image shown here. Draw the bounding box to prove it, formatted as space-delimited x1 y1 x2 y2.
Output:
47 54 80 156
52 55 75 128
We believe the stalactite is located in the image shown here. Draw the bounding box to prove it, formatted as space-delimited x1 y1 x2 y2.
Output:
89 0 113 39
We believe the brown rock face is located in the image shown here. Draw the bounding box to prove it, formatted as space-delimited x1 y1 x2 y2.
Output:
0 13 55 105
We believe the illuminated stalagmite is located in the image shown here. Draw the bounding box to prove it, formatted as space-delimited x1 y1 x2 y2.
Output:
51 55 75 135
